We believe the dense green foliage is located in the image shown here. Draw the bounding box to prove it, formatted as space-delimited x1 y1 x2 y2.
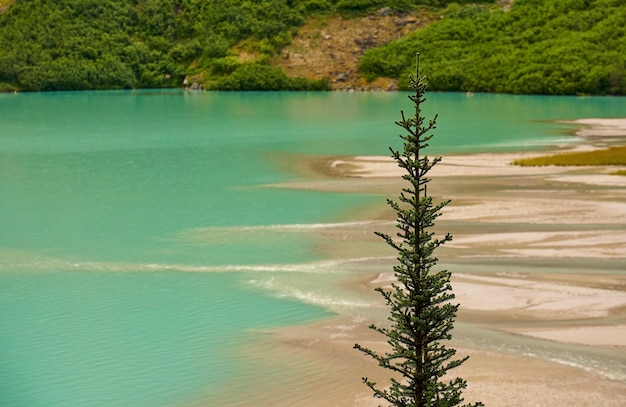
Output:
1 0 453 91
205 63 328 90
0 0 327 91
514 146 626 166
1 0 167 90
360 0 626 95
354 58 482 407
2 0 622 93
0 0 499 92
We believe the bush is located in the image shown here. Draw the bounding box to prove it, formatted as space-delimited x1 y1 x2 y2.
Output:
206 63 329 90
0 81 17 92
335 0 384 10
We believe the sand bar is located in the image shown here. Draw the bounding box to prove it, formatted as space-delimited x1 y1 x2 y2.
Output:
262 118 626 406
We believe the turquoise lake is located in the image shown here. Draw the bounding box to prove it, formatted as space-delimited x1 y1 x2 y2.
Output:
1 90 625 406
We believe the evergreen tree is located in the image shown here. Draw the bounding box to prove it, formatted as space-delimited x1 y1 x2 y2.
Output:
354 55 483 407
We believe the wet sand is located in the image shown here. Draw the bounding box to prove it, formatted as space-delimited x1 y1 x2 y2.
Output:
259 120 626 406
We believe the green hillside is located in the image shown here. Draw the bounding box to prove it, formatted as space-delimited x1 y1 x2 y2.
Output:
0 0 624 94
2 0 435 92
361 0 626 95
0 0 325 91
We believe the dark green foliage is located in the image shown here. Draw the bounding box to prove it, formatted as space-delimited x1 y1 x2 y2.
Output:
360 0 626 95
354 56 482 407
0 0 176 90
206 63 329 90
336 0 385 11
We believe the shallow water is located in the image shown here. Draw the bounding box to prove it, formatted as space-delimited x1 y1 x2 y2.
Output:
1 90 625 406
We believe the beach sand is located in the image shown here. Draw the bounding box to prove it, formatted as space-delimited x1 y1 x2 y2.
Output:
252 119 626 406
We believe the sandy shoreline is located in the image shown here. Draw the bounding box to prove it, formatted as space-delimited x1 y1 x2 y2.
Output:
261 119 626 406
327 143 626 341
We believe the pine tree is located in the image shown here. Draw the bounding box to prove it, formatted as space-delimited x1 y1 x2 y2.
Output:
354 55 483 407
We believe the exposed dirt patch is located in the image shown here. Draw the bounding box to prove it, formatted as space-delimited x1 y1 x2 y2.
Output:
0 0 15 13
498 0 514 11
274 8 435 91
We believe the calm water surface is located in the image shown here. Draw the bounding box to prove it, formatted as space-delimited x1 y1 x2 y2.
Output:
1 90 624 406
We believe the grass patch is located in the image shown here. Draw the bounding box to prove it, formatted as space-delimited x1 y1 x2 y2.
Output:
610 170 626 176
513 146 626 167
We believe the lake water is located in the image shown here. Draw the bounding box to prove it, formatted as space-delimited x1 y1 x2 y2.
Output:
1 90 624 406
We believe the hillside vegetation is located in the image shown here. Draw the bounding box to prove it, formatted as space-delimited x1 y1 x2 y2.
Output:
0 0 324 91
0 0 624 94
2 0 455 92
361 0 626 94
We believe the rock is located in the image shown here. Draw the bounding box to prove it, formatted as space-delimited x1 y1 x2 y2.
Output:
354 36 375 49
336 73 349 82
